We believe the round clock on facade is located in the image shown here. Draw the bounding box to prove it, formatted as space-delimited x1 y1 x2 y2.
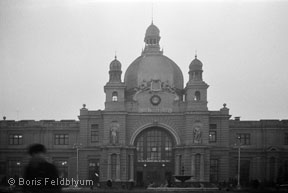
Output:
150 95 161 106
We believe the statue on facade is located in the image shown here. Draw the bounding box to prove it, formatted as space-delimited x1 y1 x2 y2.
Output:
193 123 202 144
110 122 120 145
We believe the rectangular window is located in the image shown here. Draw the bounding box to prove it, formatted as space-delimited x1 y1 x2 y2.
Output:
195 154 200 179
210 159 218 182
237 133 251 145
91 124 99 143
8 160 22 177
0 162 6 175
209 131 217 143
209 124 217 130
9 134 23 145
54 134 69 145
285 133 288 145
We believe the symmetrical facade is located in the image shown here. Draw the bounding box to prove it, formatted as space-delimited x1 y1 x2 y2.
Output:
1 23 288 187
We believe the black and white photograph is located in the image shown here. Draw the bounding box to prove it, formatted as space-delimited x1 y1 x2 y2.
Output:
0 0 288 192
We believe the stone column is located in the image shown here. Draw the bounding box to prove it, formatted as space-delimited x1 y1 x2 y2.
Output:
107 153 111 180
175 154 180 175
129 154 134 181
191 154 196 177
200 154 204 181
116 153 121 181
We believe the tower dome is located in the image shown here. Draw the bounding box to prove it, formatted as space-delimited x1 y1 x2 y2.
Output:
189 55 203 71
124 23 184 93
109 56 122 83
189 55 203 81
145 23 160 37
110 56 121 71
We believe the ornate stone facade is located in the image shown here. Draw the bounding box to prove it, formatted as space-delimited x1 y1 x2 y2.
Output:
0 23 288 188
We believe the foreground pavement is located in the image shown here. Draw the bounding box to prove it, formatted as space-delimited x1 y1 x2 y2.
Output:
1 186 288 193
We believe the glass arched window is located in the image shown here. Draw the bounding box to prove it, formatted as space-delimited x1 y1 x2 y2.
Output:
112 91 118 102
194 91 201 101
135 128 174 163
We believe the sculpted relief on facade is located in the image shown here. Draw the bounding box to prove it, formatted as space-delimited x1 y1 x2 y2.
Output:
110 121 120 145
193 121 202 144
133 79 179 101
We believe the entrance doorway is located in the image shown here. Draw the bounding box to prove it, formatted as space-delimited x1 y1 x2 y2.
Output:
136 163 173 186
134 127 175 187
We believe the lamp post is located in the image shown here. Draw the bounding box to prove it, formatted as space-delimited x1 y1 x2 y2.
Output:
236 136 241 190
73 143 82 187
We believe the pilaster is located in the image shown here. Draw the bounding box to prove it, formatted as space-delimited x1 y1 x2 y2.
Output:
175 154 181 175
129 154 134 181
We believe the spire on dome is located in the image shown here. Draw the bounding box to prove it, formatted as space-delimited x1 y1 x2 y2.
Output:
151 3 154 24
151 2 154 24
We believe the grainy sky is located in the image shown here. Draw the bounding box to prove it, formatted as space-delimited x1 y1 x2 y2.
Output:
0 0 287 121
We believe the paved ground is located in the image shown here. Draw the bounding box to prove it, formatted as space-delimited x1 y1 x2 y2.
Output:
1 186 288 193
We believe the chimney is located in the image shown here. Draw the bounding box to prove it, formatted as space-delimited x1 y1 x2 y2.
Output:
234 117 240 121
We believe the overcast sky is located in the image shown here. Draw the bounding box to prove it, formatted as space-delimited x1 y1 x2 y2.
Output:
0 0 287 121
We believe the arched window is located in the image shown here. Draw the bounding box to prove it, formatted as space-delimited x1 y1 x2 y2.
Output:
135 128 174 162
112 91 118 102
111 154 117 180
194 91 201 101
195 154 201 180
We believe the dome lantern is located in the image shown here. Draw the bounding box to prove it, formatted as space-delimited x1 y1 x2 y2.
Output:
143 22 161 54
109 56 122 83
189 55 203 81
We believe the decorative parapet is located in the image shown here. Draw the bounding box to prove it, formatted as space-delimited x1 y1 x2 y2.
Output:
229 119 288 128
0 119 79 128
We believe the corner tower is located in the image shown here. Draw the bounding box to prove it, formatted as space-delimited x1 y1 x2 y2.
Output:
185 55 209 111
104 56 126 111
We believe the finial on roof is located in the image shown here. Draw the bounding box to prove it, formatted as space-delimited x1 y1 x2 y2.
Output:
195 50 197 59
152 3 154 24
114 51 117 59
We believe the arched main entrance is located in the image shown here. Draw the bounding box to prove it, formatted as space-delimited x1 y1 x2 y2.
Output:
134 127 175 187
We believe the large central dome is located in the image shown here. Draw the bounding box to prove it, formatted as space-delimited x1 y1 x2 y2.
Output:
124 23 184 91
